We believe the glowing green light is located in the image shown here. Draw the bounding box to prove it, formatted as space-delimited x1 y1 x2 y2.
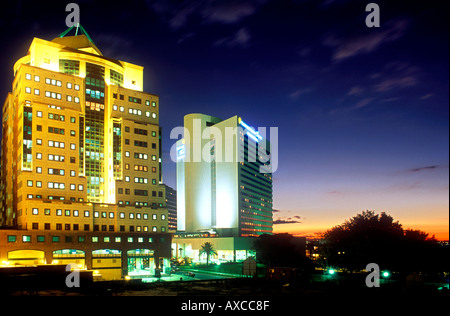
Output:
328 269 336 275
382 271 390 278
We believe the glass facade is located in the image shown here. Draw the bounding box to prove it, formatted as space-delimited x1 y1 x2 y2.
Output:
110 69 123 87
112 121 122 179
59 59 80 75
239 135 273 237
85 63 106 202
22 106 33 171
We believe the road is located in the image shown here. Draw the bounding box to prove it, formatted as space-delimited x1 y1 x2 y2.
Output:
171 270 238 281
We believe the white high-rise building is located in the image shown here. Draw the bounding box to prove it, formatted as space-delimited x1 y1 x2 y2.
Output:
176 113 273 238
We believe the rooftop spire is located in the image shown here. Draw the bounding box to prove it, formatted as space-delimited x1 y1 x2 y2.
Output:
58 23 94 44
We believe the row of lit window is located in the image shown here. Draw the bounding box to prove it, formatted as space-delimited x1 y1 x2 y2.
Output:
25 86 80 103
25 194 83 202
25 73 81 89
7 234 163 244
124 164 157 173
30 208 165 221
45 140 77 150
117 188 163 197
111 104 157 119
34 168 77 177
26 180 83 191
112 94 157 108
122 176 157 185
35 153 76 163
130 152 158 161
117 201 164 208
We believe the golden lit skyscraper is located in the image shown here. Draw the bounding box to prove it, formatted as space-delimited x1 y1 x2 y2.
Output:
0 27 170 280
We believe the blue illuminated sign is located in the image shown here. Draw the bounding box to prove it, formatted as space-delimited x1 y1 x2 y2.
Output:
176 145 185 160
240 120 263 142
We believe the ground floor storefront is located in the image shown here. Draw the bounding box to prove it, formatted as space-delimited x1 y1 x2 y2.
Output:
0 229 172 281
172 236 257 264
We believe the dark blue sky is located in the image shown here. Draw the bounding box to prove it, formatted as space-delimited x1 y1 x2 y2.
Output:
1 0 448 238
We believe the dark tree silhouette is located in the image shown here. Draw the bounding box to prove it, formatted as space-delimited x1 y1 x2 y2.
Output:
319 210 448 274
254 233 306 268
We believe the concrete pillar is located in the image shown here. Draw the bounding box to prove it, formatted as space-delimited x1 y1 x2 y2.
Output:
121 251 128 278
85 251 92 270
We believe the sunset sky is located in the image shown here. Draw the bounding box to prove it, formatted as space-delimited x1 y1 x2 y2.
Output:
1 0 448 239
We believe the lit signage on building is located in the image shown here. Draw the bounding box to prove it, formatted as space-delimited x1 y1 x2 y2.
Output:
239 119 263 142
176 145 185 160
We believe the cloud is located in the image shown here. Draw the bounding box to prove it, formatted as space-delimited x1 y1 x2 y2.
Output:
420 93 434 100
148 0 267 30
328 190 341 194
201 0 258 24
289 88 312 99
214 28 251 47
391 164 449 176
353 98 373 109
324 19 409 62
347 86 365 96
374 76 417 92
273 215 302 225
408 165 439 173
372 61 420 92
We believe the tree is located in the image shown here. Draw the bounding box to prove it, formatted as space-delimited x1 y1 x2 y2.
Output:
319 210 446 274
199 242 217 266
254 233 306 268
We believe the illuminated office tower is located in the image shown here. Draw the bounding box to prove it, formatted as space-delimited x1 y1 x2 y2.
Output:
176 114 273 237
0 27 170 279
164 184 177 232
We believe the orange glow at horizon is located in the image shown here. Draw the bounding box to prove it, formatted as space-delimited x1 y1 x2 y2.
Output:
274 221 449 241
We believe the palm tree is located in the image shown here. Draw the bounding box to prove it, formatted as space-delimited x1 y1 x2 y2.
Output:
199 242 218 266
